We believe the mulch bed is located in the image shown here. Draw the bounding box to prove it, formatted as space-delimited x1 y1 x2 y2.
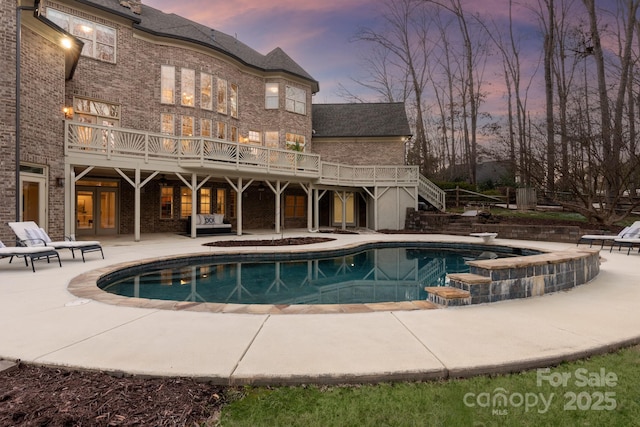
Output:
204 236 334 247
0 364 230 426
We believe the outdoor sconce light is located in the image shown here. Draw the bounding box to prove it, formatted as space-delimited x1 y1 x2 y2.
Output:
60 37 73 50
56 177 65 187
63 106 74 119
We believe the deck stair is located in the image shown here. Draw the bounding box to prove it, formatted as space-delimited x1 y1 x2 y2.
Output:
418 174 446 212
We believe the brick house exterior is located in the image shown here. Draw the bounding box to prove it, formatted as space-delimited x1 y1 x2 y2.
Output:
1 0 443 243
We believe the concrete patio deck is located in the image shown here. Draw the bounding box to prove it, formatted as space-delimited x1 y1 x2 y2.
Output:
0 231 638 385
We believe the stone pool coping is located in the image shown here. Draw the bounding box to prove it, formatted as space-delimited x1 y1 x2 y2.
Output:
67 240 599 314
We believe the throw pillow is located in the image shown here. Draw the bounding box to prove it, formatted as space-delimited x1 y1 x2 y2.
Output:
39 228 52 243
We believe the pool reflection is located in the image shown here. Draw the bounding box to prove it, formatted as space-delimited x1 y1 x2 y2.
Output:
102 247 490 305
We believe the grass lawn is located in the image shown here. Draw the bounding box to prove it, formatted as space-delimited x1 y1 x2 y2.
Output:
219 345 640 426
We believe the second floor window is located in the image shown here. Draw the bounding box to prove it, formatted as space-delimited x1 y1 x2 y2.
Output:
47 8 116 63
201 73 213 110
286 133 305 151
201 118 212 137
161 113 175 153
181 69 195 106
230 84 238 118
161 66 175 104
181 116 194 136
285 85 306 115
217 122 226 140
161 114 175 135
74 98 119 126
217 79 227 114
265 83 279 109
265 131 279 148
248 130 261 144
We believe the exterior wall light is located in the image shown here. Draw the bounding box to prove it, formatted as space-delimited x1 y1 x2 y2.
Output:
63 106 74 119
61 37 73 49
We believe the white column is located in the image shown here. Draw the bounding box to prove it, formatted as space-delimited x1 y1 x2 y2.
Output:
237 177 243 236
134 168 141 242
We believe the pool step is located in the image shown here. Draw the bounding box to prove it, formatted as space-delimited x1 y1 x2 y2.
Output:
424 286 471 307
425 273 491 306
448 273 492 305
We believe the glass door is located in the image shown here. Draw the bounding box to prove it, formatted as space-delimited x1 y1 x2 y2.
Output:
76 190 95 233
76 183 118 236
20 166 47 226
98 188 117 234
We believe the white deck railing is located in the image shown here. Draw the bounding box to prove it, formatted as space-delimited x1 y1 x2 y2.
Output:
419 174 446 211
318 162 419 186
65 122 445 210
65 122 321 176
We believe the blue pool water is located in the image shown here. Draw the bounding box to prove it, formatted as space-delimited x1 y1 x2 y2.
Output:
99 243 532 305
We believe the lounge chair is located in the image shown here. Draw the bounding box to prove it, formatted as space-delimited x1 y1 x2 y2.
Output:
577 221 640 248
8 221 104 262
0 240 61 272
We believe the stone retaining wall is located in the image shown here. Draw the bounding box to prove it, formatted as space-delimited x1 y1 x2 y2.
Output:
405 209 596 243
470 223 583 243
447 248 601 304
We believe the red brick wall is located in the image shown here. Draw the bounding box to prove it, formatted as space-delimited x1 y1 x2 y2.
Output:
313 138 405 166
0 1 18 242
21 29 66 240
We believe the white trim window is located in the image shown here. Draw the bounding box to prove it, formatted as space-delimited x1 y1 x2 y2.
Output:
285 85 306 115
47 8 116 63
217 122 226 140
161 66 175 104
265 83 279 109
265 131 279 148
161 114 175 135
217 78 227 114
200 188 212 214
181 69 195 107
160 187 174 219
285 132 305 151
248 130 261 144
230 83 239 118
285 195 306 218
180 187 192 218
230 126 238 142
201 118 212 137
161 113 176 153
201 72 213 110
181 116 194 136
74 98 120 126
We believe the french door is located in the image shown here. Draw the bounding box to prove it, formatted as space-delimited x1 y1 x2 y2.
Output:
20 167 47 226
76 186 118 236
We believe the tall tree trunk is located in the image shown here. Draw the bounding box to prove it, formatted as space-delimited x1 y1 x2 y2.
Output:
544 0 556 194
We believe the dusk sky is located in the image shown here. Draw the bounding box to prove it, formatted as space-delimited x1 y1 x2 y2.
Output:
143 0 554 112
145 0 386 103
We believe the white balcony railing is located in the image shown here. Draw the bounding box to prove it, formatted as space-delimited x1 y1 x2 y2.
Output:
65 122 445 210
319 162 419 186
65 122 321 176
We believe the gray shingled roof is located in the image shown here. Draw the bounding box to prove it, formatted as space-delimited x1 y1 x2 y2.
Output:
76 0 318 91
312 103 412 138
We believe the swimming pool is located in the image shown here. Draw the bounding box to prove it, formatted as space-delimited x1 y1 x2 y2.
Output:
98 243 538 305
